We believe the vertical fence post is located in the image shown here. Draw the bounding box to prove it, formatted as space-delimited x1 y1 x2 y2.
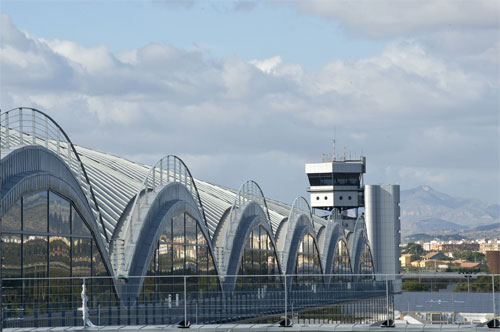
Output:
284 275 288 323
385 275 390 322
166 158 170 183
160 159 163 185
184 276 187 324
493 275 497 320
34 300 39 328
153 166 156 187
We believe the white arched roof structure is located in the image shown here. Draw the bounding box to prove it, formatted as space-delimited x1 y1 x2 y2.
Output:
1 106 378 296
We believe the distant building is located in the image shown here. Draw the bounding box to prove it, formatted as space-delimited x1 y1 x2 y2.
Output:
423 241 440 252
400 253 412 268
480 239 500 254
440 242 479 251
411 259 448 270
423 240 479 252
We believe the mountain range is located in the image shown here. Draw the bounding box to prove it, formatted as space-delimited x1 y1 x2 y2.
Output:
399 185 499 241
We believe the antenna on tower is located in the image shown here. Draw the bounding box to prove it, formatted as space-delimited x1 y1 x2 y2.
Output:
333 127 337 161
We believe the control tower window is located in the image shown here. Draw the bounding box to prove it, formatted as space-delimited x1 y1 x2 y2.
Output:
308 173 360 186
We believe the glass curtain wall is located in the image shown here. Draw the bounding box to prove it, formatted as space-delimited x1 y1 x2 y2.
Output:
331 239 353 282
294 233 322 286
142 212 218 303
235 225 281 291
0 190 113 318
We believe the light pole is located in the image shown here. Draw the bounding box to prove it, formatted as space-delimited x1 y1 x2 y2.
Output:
460 272 473 293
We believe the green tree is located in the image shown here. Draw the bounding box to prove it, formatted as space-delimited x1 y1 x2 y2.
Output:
402 280 430 292
404 242 424 256
455 275 500 292
452 250 486 264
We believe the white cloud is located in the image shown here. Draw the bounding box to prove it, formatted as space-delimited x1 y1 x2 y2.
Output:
0 13 498 204
250 56 282 74
294 0 498 39
45 39 118 74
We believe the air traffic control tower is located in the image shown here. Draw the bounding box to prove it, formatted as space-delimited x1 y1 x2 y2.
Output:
306 156 401 289
305 156 366 213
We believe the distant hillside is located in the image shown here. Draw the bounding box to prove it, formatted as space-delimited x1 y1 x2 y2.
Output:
404 233 469 243
400 185 499 239
416 218 468 232
471 223 500 232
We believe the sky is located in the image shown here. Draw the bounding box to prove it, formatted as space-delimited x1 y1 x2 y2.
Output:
0 0 499 206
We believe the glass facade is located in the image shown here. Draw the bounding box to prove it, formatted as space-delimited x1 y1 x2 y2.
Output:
2 198 21 231
331 238 352 281
294 233 322 285
236 225 281 290
49 192 71 234
359 241 375 279
142 212 218 302
0 188 381 325
0 190 113 317
23 191 48 233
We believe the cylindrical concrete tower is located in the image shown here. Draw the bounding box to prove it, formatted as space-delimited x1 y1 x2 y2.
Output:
364 185 401 278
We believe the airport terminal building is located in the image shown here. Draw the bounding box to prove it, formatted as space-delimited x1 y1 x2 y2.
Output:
0 108 400 327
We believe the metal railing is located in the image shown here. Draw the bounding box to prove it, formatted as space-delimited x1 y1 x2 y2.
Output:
2 273 391 328
1 273 498 328
396 273 499 325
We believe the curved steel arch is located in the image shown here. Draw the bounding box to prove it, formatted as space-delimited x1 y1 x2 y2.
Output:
349 216 375 278
279 196 314 270
123 183 221 301
352 236 375 278
328 236 353 282
282 217 324 287
219 180 272 272
0 107 108 244
115 155 208 274
218 188 272 271
0 145 117 294
228 180 271 225
319 220 342 273
289 196 313 230
352 214 366 236
223 208 282 293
